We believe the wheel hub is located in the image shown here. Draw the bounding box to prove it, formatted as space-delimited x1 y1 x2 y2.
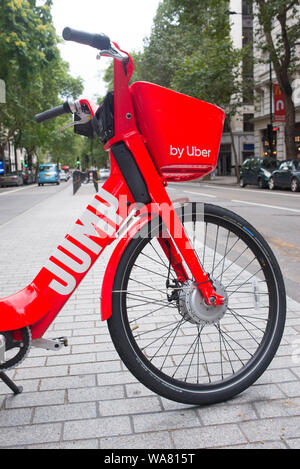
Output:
178 279 228 325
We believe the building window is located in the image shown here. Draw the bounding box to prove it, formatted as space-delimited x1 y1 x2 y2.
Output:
243 72 254 104
260 89 265 115
242 27 253 47
243 114 254 132
242 0 253 16
223 119 230 133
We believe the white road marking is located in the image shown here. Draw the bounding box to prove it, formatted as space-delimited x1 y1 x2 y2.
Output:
201 184 300 198
0 185 35 196
231 199 300 214
183 191 216 198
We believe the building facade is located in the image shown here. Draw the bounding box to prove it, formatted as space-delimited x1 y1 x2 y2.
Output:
1 140 27 174
217 0 255 176
0 79 36 175
253 3 300 161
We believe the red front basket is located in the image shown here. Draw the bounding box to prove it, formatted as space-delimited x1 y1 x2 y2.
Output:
130 82 225 182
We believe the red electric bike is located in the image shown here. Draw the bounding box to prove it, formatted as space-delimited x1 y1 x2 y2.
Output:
0 28 286 405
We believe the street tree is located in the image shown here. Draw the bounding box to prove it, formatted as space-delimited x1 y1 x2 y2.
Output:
124 0 249 182
253 0 300 158
0 0 83 170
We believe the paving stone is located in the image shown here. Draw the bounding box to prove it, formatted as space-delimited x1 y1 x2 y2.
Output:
254 398 300 418
133 409 200 433
197 402 257 425
63 415 131 440
1 183 300 449
33 402 97 423
5 390 66 409
240 416 300 442
68 385 125 403
277 381 300 398
29 439 99 449
100 431 173 449
286 438 300 449
222 441 287 449
99 396 162 416
172 423 247 448
0 408 32 427
40 374 96 391
14 365 68 380
0 423 62 448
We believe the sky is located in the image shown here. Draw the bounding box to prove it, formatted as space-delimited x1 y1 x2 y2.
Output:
51 0 161 100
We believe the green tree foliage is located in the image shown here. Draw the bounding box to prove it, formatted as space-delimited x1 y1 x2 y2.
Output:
0 0 83 169
104 0 248 181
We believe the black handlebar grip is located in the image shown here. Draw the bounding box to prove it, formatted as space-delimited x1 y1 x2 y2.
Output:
35 101 71 123
62 27 111 50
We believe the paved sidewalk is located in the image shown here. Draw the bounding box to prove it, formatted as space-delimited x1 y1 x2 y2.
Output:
0 183 299 449
194 175 238 186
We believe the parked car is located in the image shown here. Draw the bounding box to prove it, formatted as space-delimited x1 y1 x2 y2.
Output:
0 171 24 187
59 170 70 182
268 159 300 192
37 164 60 186
240 157 280 189
99 168 110 180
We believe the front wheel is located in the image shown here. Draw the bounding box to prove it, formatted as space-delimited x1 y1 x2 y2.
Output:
108 204 286 405
291 178 300 192
268 177 276 190
240 177 246 188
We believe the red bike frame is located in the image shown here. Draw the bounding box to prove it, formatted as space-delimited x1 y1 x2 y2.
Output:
0 44 224 340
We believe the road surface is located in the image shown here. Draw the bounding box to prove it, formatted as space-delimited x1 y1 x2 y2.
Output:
167 181 300 303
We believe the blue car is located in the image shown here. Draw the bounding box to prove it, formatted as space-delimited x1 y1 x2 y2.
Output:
268 159 300 192
37 164 60 186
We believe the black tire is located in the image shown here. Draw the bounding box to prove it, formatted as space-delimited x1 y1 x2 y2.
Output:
108 204 286 405
291 177 300 192
268 177 276 190
240 178 246 188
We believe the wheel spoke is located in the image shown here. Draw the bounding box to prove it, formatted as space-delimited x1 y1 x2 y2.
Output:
110 205 283 398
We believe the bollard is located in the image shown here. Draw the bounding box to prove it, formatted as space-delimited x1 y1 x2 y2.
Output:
72 170 82 195
92 170 99 193
73 170 98 194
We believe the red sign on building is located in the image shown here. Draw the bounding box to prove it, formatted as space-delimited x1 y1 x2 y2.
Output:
273 84 285 122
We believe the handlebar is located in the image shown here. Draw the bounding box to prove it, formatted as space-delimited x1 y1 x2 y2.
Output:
35 27 131 125
62 27 111 51
35 101 72 123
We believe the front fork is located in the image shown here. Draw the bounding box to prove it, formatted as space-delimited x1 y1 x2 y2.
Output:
120 133 224 307
157 211 224 306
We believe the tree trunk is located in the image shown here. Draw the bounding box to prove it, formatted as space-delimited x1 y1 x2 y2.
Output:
25 148 35 171
255 0 297 160
282 90 296 159
228 121 240 183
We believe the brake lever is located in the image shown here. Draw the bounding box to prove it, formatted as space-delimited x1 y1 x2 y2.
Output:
96 42 129 63
59 100 93 134
59 114 92 133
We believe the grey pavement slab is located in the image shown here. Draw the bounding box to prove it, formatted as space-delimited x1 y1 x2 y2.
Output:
0 183 299 449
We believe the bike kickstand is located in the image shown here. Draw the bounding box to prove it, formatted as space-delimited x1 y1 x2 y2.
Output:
0 372 23 395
